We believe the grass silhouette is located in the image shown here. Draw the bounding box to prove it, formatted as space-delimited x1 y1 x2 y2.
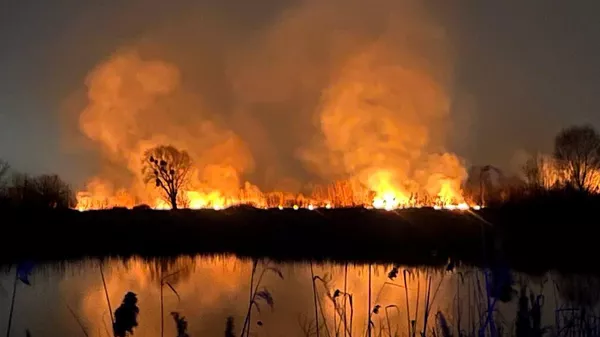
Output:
8 257 600 337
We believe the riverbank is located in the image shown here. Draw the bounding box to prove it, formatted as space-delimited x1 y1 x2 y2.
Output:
1 202 598 273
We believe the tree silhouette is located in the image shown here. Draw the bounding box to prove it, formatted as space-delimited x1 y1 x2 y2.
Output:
523 155 543 189
0 159 9 196
553 125 600 191
6 172 75 208
0 159 8 181
32 174 76 208
142 145 192 210
522 153 567 190
479 165 503 206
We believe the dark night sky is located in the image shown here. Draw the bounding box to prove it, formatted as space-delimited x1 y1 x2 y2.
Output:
1 0 600 186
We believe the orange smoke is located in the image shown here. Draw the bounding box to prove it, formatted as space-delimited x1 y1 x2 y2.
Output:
69 0 475 212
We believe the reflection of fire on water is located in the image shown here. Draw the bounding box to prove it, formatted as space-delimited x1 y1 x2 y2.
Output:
72 257 493 337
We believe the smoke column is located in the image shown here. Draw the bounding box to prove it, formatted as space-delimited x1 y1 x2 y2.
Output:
69 0 467 207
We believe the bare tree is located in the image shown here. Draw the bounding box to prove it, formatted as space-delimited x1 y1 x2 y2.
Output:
0 159 8 180
9 172 34 204
6 172 75 208
523 153 567 190
479 165 503 206
0 159 9 204
0 159 9 194
523 155 542 189
553 125 600 191
142 145 192 210
523 153 551 189
32 174 76 208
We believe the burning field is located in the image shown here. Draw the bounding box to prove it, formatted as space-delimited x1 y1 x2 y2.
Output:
68 0 476 213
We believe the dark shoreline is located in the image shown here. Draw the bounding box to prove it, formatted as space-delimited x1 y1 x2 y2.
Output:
1 204 599 274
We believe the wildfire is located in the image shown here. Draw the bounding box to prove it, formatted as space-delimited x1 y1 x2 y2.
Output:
75 172 480 212
68 1 476 215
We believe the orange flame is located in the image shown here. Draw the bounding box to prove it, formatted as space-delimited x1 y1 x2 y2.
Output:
76 172 478 212
67 0 482 213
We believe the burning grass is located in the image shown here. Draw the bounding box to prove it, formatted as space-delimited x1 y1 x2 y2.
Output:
75 178 475 212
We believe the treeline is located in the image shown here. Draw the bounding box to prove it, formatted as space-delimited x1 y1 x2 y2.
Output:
461 124 600 206
0 160 76 209
1 124 600 211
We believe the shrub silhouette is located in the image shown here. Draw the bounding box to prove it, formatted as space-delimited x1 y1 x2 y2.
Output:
113 292 139 337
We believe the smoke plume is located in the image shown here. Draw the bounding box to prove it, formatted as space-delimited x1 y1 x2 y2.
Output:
70 0 467 207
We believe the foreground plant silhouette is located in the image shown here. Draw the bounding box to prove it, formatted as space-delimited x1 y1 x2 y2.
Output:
113 292 139 337
171 312 189 337
160 270 182 337
311 268 352 337
225 317 235 337
240 258 284 337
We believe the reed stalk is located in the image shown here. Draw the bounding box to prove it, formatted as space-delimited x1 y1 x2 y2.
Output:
4 266 18 337
99 262 115 337
368 264 372 337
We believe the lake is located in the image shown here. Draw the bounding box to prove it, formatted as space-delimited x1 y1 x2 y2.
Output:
1 256 599 337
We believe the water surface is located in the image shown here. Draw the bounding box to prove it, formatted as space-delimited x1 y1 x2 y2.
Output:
1 256 598 337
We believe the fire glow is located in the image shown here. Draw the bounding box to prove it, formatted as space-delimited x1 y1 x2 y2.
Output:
75 177 481 212
67 0 475 214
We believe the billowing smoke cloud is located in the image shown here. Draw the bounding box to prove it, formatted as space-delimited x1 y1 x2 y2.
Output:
71 0 467 207
78 50 255 205
297 41 464 199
